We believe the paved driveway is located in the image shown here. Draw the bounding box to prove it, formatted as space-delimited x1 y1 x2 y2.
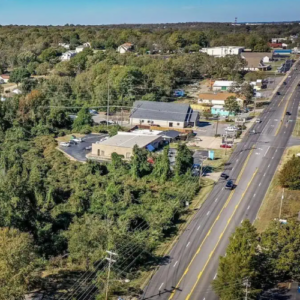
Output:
58 133 108 162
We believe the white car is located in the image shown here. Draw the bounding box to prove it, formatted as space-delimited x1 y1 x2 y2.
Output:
60 142 70 147
85 146 92 150
72 138 84 143
225 126 238 132
256 118 261 123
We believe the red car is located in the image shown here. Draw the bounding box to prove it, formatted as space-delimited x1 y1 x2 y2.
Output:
220 144 232 149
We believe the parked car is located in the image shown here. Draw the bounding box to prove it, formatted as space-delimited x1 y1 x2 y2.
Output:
192 165 201 176
249 129 256 135
220 173 229 179
69 140 77 145
89 109 98 115
60 142 70 147
220 144 232 149
85 146 92 150
225 126 238 132
225 180 234 190
256 118 261 123
73 138 84 143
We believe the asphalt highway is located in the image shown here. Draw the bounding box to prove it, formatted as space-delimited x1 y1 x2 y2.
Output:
141 63 300 300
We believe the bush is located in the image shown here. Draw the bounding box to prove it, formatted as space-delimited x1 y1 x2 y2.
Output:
80 126 92 134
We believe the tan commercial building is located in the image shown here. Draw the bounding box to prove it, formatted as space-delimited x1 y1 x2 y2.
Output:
88 132 163 161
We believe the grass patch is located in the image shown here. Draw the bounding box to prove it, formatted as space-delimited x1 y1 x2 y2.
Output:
203 149 233 172
255 145 300 232
292 118 300 138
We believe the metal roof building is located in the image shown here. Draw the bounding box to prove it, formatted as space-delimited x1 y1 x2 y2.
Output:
130 101 199 129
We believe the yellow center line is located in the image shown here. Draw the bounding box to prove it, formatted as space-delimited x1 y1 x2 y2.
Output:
168 146 254 300
186 168 259 300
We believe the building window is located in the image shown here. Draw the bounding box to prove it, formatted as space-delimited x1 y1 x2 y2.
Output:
141 120 144 123
147 120 151 123
97 149 100 156
169 122 173 127
177 123 180 126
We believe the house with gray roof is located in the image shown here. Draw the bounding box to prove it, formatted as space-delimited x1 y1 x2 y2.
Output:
130 101 199 129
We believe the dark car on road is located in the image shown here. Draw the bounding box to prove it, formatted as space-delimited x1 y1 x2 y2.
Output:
286 111 291 116
225 180 234 190
277 91 281 95
220 173 229 180
284 82 287 85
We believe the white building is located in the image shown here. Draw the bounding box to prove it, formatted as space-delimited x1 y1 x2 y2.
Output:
0 74 10 83
200 46 244 57
117 43 134 54
198 92 245 107
271 38 287 43
58 43 70 49
61 51 77 61
12 88 22 95
76 43 91 53
212 81 238 92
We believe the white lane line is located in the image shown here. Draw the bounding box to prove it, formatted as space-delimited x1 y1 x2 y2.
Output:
173 261 178 267
222 187 224 190
268 164 271 168
232 167 235 171
247 205 251 210
186 242 190 248
284 131 286 134
159 283 164 290
259 183 261 186
253 194 256 198
264 173 266 177
264 146 270 157
215 198 218 202
275 149 278 152
272 156 274 159
213 273 217 280
197 225 201 231
207 211 211 216
237 159 239 162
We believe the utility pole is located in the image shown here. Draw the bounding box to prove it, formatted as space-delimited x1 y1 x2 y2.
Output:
215 114 219 136
244 278 250 300
105 250 118 300
279 188 284 219
107 80 110 128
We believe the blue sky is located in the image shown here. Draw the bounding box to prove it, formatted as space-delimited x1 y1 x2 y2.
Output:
1 0 300 25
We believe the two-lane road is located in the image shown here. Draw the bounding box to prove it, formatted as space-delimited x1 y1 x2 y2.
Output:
142 64 300 300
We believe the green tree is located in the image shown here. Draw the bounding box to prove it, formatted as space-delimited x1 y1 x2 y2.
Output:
174 144 193 177
17 51 36 67
0 227 40 300
131 145 151 179
9 68 31 84
72 106 93 131
279 155 300 189
65 214 108 270
224 96 240 115
153 146 171 183
261 220 300 282
38 48 59 62
212 220 263 300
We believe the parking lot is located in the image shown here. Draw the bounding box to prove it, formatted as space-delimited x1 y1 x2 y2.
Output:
58 133 108 162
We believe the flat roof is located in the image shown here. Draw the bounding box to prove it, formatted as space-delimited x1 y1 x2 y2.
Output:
97 132 161 148
198 92 244 100
213 81 235 87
